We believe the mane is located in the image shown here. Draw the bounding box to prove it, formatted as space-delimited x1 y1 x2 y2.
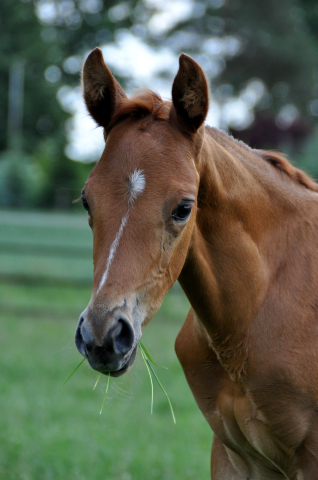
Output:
107 90 171 131
260 150 318 193
211 127 318 193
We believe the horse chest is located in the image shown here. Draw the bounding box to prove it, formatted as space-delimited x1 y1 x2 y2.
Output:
182 359 303 477
175 310 306 477
175 310 251 445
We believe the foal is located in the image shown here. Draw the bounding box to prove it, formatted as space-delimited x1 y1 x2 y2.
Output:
75 47 318 479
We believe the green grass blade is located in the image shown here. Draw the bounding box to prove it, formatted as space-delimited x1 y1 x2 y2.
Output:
63 358 85 385
139 341 167 368
138 342 176 424
100 373 110 415
93 372 102 390
147 360 176 424
140 345 154 414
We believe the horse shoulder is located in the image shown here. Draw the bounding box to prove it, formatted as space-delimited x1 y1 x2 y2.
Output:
175 308 238 430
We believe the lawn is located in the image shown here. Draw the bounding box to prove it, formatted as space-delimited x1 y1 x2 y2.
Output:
0 210 212 480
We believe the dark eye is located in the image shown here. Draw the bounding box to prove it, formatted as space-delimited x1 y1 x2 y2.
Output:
81 194 90 213
171 202 194 222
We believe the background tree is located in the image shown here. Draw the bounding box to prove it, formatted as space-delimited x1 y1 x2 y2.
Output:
2 0 318 210
144 0 318 153
0 0 140 208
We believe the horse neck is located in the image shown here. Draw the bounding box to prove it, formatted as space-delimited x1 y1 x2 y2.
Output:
178 128 298 380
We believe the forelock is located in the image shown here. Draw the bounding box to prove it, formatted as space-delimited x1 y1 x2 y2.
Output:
107 90 171 132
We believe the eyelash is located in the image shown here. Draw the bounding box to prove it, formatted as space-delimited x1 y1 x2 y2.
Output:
171 202 194 222
81 194 90 213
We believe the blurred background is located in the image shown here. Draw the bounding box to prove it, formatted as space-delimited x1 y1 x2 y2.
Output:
1 0 318 479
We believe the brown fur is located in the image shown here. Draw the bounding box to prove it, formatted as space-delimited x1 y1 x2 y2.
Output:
77 49 318 479
261 150 318 192
109 89 318 194
107 90 170 132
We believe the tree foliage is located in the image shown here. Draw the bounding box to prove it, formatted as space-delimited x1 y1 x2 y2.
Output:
0 0 140 207
2 0 318 208
140 0 318 170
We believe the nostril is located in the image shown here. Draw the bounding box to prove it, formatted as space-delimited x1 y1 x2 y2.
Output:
75 314 94 358
75 316 86 356
113 318 135 356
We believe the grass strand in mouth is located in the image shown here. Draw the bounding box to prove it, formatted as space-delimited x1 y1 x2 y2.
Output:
93 372 102 390
63 358 86 385
100 373 110 415
64 346 175 421
139 341 168 369
64 358 110 415
139 342 176 424
140 344 154 414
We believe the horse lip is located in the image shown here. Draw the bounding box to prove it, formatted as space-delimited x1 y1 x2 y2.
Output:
94 344 138 378
111 344 138 377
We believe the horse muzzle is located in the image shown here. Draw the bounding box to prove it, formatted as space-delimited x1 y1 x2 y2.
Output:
75 307 137 377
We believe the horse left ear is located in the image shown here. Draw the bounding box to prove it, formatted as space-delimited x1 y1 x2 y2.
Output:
82 47 127 129
171 54 209 133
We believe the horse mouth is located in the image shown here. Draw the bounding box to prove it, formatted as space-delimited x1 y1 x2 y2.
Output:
98 344 138 378
75 312 139 377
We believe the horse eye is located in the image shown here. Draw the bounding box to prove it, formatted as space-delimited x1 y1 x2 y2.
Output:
172 203 193 222
81 194 90 213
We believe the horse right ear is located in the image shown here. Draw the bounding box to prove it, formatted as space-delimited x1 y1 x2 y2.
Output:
82 48 127 129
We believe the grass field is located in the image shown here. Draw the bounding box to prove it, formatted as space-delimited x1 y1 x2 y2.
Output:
0 209 212 480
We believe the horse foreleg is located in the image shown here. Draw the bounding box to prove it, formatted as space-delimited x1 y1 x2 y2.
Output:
211 436 246 480
299 440 318 480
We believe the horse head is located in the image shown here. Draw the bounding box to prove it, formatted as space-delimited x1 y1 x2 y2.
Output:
75 48 209 376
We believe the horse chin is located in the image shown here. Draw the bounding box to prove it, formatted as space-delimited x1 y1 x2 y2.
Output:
104 344 138 378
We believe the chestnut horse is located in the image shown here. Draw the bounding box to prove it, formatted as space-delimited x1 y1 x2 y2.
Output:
75 48 318 479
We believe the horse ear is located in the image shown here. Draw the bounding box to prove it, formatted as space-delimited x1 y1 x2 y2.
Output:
82 47 127 129
171 54 209 133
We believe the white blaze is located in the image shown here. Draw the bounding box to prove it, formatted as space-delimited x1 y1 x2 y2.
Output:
97 169 146 294
128 169 146 203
